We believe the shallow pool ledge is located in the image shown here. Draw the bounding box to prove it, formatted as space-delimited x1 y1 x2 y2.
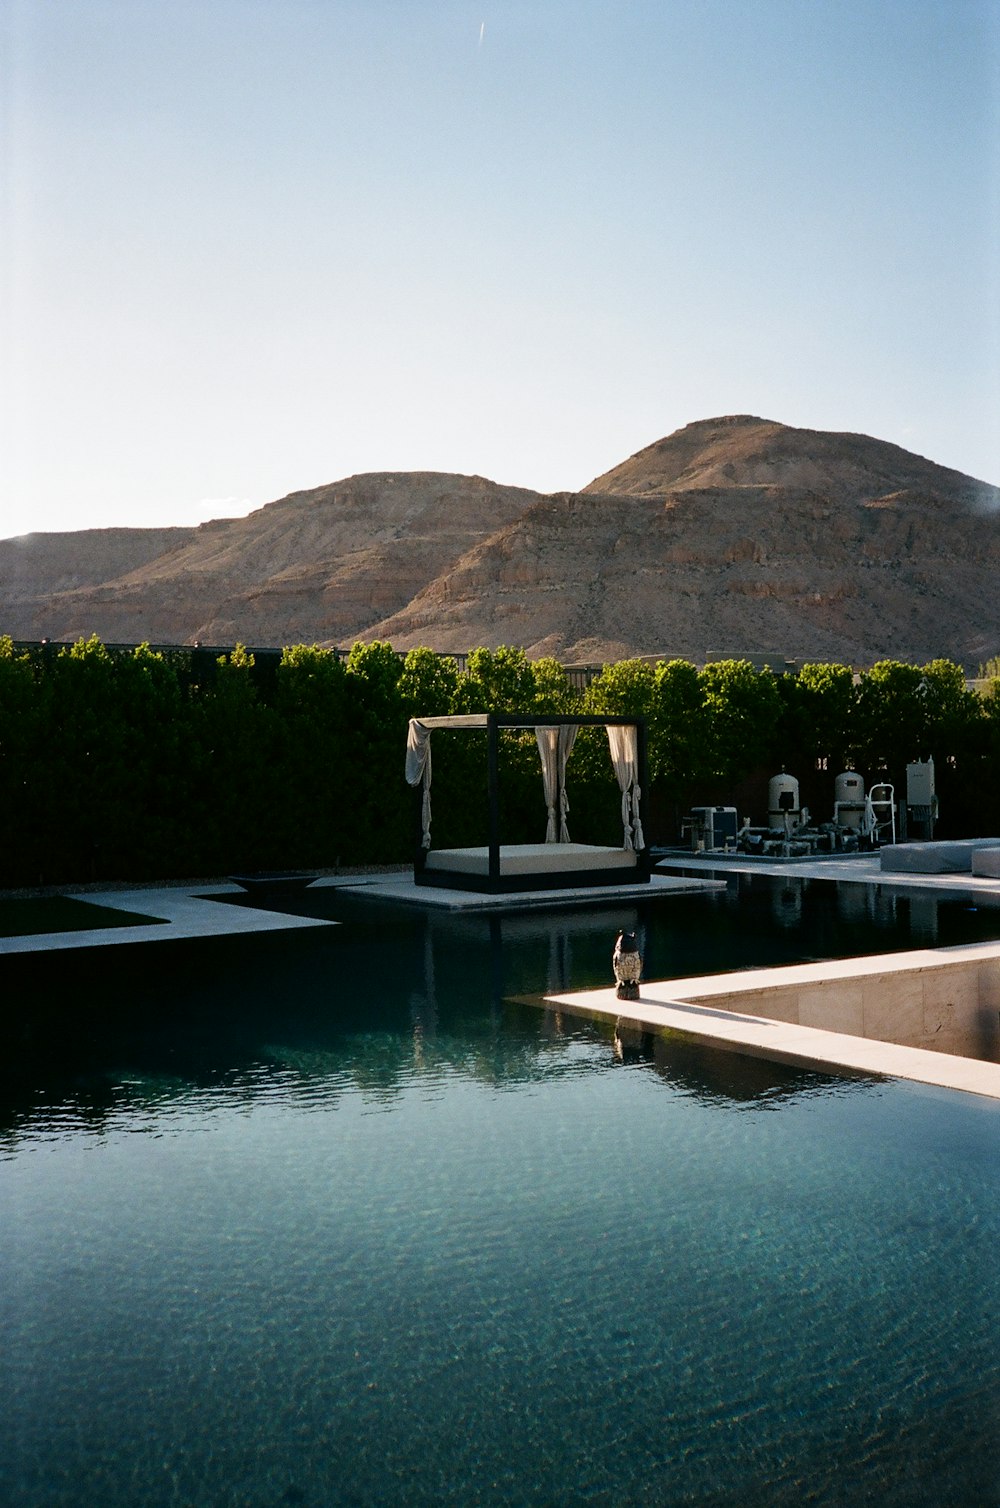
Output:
544 942 1000 1101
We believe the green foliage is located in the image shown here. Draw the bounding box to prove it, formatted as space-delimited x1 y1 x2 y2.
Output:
44 638 137 876
573 660 659 836
978 655 1000 680
652 659 708 785
277 643 348 713
455 646 536 713
982 678 1000 761
187 643 284 872
0 637 49 886
397 646 460 715
2 636 996 885
697 660 782 780
854 660 925 771
346 640 403 699
531 657 582 714
852 659 980 776
343 641 410 861
274 646 351 865
0 635 37 721
584 659 657 717
780 662 856 771
919 659 982 765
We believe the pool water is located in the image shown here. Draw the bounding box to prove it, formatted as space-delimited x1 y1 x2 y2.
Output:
2 878 999 1506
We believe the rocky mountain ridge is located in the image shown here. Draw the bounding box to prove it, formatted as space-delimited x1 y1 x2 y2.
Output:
3 416 999 666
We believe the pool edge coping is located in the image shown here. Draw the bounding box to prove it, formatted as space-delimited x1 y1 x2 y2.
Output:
543 948 1000 1102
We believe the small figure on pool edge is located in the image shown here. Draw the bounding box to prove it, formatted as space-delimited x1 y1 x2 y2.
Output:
612 930 642 1001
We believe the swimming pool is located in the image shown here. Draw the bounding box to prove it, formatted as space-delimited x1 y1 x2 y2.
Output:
2 877 999 1505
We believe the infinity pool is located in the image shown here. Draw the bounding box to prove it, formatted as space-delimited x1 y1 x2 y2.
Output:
2 877 999 1506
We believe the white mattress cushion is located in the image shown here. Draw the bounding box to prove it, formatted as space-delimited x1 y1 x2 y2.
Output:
425 843 637 876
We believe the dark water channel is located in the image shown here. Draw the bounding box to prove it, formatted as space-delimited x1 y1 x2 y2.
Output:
2 874 999 1506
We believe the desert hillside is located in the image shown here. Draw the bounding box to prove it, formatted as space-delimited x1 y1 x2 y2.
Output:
1 474 539 648
3 417 999 666
0 527 194 602
586 414 997 511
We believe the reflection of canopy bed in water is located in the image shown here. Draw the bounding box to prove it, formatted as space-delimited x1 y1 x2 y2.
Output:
404 713 650 893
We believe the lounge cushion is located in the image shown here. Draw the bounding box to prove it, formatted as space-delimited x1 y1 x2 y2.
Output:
881 839 1000 874
971 848 1000 878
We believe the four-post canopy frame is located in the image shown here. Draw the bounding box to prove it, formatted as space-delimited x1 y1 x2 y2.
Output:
404 712 650 893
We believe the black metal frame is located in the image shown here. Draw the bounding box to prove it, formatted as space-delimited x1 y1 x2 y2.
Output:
413 713 650 893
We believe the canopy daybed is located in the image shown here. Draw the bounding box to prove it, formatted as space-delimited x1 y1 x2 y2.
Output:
404 713 650 893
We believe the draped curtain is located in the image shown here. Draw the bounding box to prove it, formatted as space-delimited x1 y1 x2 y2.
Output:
535 726 579 843
407 716 635 853
405 719 433 847
606 724 645 850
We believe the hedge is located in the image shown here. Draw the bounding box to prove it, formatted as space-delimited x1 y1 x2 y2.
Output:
1 636 998 887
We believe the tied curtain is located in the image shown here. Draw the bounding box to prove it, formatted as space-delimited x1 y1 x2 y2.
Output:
405 720 433 848
407 717 641 852
535 726 579 843
606 724 645 851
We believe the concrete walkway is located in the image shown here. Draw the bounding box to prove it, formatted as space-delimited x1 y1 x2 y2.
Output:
337 872 725 912
0 871 725 955
535 855 1000 1101
655 850 1000 898
7 856 1000 1103
545 955 1000 1102
0 881 340 955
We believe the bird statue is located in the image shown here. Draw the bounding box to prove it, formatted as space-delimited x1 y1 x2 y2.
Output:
612 930 642 1001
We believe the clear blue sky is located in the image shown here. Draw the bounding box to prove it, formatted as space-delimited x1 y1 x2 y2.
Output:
2 0 999 539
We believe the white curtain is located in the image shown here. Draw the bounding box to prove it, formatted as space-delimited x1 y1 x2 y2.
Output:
606 724 645 851
535 725 579 842
405 719 433 847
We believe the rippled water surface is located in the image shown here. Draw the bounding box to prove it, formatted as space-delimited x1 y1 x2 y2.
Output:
2 878 999 1506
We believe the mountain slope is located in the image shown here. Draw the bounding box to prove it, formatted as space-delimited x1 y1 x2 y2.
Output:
2 474 541 645
366 479 1000 664
3 418 999 665
585 414 999 512
0 527 195 618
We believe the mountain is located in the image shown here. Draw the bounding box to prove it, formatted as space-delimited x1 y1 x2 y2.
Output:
362 418 1000 665
3 417 999 667
0 474 539 648
0 527 194 603
584 414 997 509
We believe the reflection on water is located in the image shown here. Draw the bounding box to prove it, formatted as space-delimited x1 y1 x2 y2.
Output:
2 877 1000 1506
0 937 831 1157
610 1016 871 1106
3 874 1000 1151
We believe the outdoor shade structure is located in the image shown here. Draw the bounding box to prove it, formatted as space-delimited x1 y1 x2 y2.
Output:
404 713 651 893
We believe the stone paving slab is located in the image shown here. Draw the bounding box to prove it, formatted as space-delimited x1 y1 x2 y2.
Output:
0 871 720 951
655 852 1000 897
544 972 1000 1101
0 882 337 955
337 873 726 912
652 938 1000 995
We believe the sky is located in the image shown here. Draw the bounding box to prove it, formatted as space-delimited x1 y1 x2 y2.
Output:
2 0 999 540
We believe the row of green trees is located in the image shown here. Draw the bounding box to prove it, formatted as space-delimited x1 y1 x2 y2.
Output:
2 635 998 886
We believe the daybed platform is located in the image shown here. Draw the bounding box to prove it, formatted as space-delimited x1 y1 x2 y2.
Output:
422 842 645 893
405 712 651 896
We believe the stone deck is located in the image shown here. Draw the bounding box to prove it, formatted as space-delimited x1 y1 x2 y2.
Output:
545 942 1000 1102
